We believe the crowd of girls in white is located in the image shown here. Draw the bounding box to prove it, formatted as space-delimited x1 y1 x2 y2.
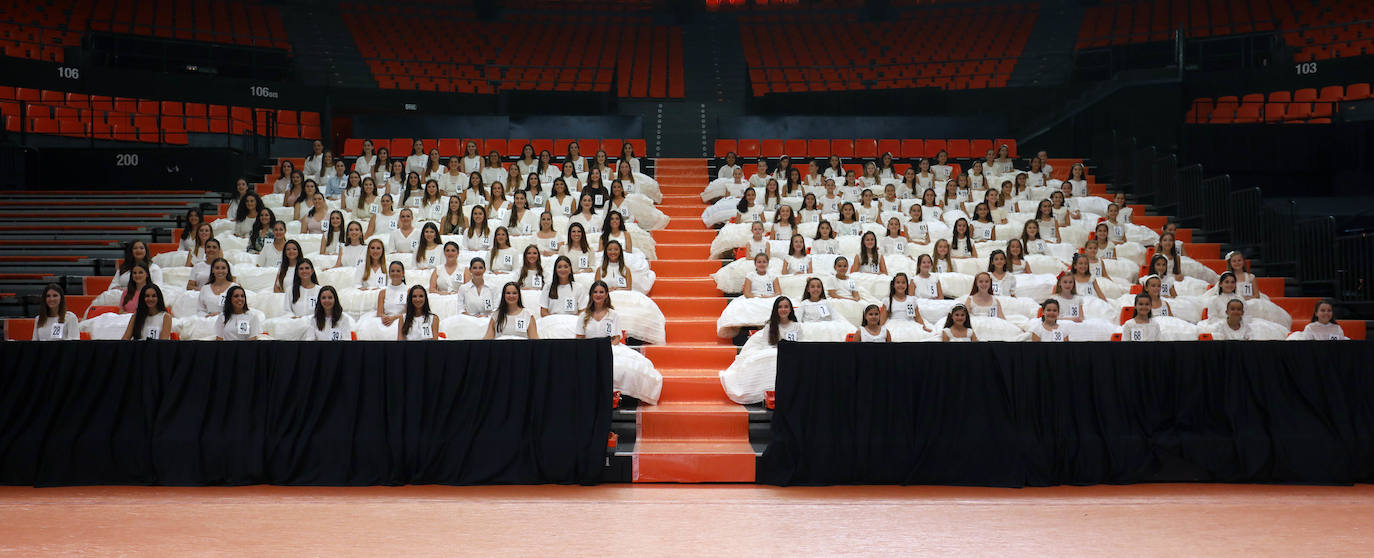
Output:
38 139 668 403
712 148 1351 403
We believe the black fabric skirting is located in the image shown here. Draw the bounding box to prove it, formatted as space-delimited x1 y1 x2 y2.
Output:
759 342 1374 486
0 340 612 486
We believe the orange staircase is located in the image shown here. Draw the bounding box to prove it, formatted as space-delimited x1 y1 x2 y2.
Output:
635 158 755 482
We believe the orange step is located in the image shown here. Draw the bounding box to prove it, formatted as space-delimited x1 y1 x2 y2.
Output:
656 243 710 259
661 205 704 218
654 229 717 244
644 344 738 368
653 260 723 276
654 278 722 297
665 318 731 343
638 402 750 439
660 375 738 403
632 441 756 483
653 297 729 318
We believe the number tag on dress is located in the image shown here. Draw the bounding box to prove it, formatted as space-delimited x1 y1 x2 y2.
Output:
331 330 342 341
847 279 857 291
1241 282 1253 297
516 319 527 330
1069 305 1080 317
483 297 493 311
594 195 604 206
237 320 251 335
563 206 572 216
578 255 590 269
388 220 399 231
563 297 576 311
533 275 543 288
410 239 419 250
980 227 993 240
905 302 915 317
818 304 831 318
616 276 627 288
147 327 160 339
604 322 615 336
927 283 938 297
895 242 905 253
421 324 432 337
321 222 330 235
522 224 533 235
1131 330 1143 341
1112 225 1123 239
369 203 379 214
783 331 798 342
503 254 513 267
50 323 65 338
826 244 836 255
991 282 1001 296
1052 330 1064 342
481 237 491 249
764 282 774 295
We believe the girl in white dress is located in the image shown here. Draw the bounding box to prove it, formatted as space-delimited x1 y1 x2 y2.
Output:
964 272 1005 320
987 250 1017 297
461 172 488 208
741 253 780 299
485 282 539 339
1297 300 1348 340
941 304 978 342
417 179 446 221
1005 239 1033 274
349 177 379 222
882 273 932 335
121 285 172 340
950 218 978 259
306 286 354 341
969 203 999 242
1210 299 1252 340
854 305 890 342
717 151 741 181
1121 294 1161 342
600 211 635 255
828 257 861 301
363 194 400 239
534 212 561 256
197 258 236 316
541 256 583 316
912 254 944 299
1083 239 1113 282
918 189 943 222
283 259 321 318
438 156 468 195
1050 273 1087 323
186 240 224 289
33 284 79 340
1224 251 1259 299
798 194 823 223
514 144 538 177
570 193 603 235
215 286 262 341
516 245 546 290
485 227 517 273
780 234 811 275
931 239 955 274
736 188 765 225
547 177 576 218
564 141 587 175
1020 220 1049 256
878 218 910 257
771 205 798 241
356 239 389 290
595 240 633 291
270 239 303 293
370 262 410 334
428 242 466 294
743 221 769 259
1070 254 1108 301
487 181 512 223
463 205 493 252
182 221 214 267
332 222 367 270
1146 255 1182 297
113 240 164 288
719 297 801 405
399 285 439 341
460 141 483 173
904 205 931 245
795 277 839 323
1031 299 1068 342
412 223 442 270
561 223 596 273
811 220 840 256
851 232 887 274
1141 276 1175 319
318 211 347 260
405 139 428 178
232 191 264 238
577 280 662 404
507 192 540 237
353 139 377 176
480 151 508 186
834 203 862 237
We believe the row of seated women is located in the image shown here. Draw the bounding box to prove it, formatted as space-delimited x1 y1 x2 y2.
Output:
32 280 661 404
277 141 666 229
716 293 1353 404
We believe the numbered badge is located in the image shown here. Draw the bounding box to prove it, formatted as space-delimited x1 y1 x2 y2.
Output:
237 320 251 335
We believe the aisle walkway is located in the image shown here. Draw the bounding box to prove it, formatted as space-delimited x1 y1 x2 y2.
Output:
635 158 755 482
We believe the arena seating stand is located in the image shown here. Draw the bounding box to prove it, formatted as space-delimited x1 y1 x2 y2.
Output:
340 138 646 161
1077 0 1374 62
1185 82 1371 124
741 4 1037 95
0 85 321 143
341 3 684 98
0 0 288 64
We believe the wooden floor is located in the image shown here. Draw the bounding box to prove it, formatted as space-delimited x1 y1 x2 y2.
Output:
2 484 1372 556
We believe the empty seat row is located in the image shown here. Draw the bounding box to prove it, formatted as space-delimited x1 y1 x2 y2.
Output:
713 138 1019 159
1186 82 1371 124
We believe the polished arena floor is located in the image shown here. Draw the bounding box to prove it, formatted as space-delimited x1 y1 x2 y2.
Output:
2 484 1372 555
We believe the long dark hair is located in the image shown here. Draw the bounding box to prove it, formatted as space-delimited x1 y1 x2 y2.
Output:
1311 299 1335 323
494 282 524 334
119 240 153 274
323 210 346 249
600 210 627 247
276 240 303 291
950 218 973 252
314 285 343 331
38 283 67 325
129 284 167 340
401 285 433 336
415 222 441 264
1131 293 1152 321
887 272 911 314
221 285 248 323
857 231 880 267
248 207 277 250
291 258 318 304
766 296 795 345
548 256 575 300
581 280 615 330
180 208 202 240
943 303 973 330
235 192 264 222
121 262 151 307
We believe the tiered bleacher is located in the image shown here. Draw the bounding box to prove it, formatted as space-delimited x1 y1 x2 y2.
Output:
342 3 684 98
1185 82 1371 124
741 4 1035 95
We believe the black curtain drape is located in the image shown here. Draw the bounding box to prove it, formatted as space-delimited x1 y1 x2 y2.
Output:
0 340 612 486
759 342 1374 486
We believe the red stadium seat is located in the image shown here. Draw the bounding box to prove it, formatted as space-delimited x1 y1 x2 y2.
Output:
945 139 970 159
715 139 737 158
531 139 554 155
738 139 760 158
900 139 923 159
923 139 946 158
578 138 600 155
995 139 1017 157
484 139 507 156
784 139 806 157
438 138 461 155
553 139 574 155
760 139 783 158
970 139 993 156
853 139 877 158
627 139 646 157
809 139 832 158
601 139 623 158
875 140 899 158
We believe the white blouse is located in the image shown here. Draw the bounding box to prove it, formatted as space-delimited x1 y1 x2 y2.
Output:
306 313 355 341
576 309 620 338
541 284 586 315
198 283 236 315
216 311 264 340
795 299 836 322
1031 321 1067 341
492 308 535 339
33 312 80 340
747 272 777 297
460 282 498 316
401 315 437 340
284 285 321 317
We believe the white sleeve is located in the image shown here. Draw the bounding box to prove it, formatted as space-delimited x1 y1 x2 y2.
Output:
573 316 585 336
